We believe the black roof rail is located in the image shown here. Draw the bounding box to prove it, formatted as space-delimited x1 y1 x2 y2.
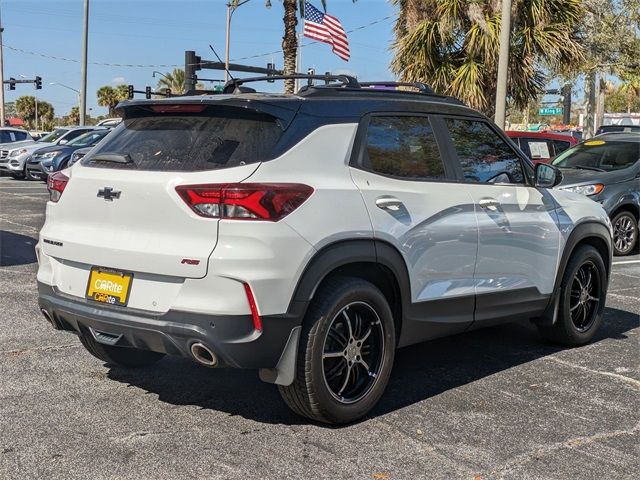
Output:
359 81 435 94
222 74 360 94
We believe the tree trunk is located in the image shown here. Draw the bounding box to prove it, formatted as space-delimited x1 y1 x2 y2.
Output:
282 0 298 94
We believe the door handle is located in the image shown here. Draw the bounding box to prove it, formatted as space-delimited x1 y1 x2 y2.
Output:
376 197 403 211
479 198 500 210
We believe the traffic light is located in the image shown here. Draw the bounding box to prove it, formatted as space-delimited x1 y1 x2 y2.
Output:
127 85 134 99
35 76 42 89
145 86 151 99
184 51 201 92
8 78 15 90
561 84 572 125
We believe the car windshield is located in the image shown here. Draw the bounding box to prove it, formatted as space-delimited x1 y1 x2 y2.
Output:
38 128 68 143
552 140 639 171
67 130 108 147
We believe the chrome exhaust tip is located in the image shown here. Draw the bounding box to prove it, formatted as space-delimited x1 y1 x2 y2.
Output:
190 342 218 367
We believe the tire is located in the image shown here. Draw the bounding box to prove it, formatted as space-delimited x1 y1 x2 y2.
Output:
278 277 395 424
78 332 164 368
538 245 607 346
25 167 40 181
10 170 25 180
611 211 638 256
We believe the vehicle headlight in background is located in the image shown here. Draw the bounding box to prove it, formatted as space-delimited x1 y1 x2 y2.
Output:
43 151 61 158
9 148 27 158
559 183 605 196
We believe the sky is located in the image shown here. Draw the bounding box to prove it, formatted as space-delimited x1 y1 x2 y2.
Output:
1 0 397 117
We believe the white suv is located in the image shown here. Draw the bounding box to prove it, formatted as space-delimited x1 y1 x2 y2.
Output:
37 77 613 424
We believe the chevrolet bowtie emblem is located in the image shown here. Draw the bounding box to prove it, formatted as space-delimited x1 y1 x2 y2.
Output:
97 187 121 201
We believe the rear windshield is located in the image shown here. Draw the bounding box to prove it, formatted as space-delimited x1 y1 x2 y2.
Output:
552 140 639 171
81 113 282 171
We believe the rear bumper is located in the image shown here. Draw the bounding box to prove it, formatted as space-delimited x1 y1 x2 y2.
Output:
38 281 304 369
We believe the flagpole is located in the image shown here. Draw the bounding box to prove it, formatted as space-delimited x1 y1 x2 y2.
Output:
296 30 303 91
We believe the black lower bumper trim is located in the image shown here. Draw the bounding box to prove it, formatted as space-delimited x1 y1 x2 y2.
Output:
38 282 303 369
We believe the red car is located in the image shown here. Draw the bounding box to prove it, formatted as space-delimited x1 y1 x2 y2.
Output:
506 131 578 164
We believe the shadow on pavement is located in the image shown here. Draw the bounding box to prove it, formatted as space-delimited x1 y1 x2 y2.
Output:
0 231 38 267
107 306 639 426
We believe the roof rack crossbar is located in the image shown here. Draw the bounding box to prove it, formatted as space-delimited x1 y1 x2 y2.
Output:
223 74 360 94
359 82 435 94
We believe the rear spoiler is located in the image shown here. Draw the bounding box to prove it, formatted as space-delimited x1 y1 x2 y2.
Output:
115 96 301 131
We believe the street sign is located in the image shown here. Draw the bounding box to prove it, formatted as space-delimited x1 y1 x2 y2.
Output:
539 107 563 116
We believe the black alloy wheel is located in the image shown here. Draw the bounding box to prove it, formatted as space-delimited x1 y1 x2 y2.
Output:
278 277 395 424
537 245 607 347
321 301 385 404
569 260 601 332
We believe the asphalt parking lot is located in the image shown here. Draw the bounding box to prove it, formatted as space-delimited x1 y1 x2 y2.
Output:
0 175 638 480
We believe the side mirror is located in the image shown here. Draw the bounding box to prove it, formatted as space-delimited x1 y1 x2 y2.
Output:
534 163 563 188
58 139 68 145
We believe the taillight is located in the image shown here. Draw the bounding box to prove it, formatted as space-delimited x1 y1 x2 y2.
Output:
176 183 314 221
47 171 69 202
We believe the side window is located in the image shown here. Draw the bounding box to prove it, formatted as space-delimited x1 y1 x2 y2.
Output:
363 116 446 180
446 119 525 184
0 131 11 143
518 138 552 160
15 131 27 141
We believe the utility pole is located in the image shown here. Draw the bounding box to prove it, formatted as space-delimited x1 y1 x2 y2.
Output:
225 3 231 82
585 70 597 139
0 4 5 126
79 0 89 126
494 0 512 130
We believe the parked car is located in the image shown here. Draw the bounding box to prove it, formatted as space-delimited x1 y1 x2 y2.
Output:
67 146 92 167
0 127 33 144
37 129 111 177
38 77 613 424
29 131 50 141
0 128 67 179
554 132 639 256
23 126 104 180
507 130 578 164
96 117 122 127
596 124 640 135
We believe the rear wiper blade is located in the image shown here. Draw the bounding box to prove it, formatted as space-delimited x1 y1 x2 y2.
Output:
90 153 133 164
573 165 605 172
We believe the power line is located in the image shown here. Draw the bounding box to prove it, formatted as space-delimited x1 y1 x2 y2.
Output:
231 15 394 62
0 14 395 69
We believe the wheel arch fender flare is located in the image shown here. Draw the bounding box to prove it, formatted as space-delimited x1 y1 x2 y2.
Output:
260 239 411 386
536 221 612 326
289 239 411 309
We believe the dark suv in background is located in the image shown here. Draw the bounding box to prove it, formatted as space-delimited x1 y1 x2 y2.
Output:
554 133 640 256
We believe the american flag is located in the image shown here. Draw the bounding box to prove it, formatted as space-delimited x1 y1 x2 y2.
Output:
303 2 350 61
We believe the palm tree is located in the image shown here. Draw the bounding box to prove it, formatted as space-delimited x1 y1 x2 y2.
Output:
156 68 186 94
97 86 128 117
391 0 584 116
618 74 640 113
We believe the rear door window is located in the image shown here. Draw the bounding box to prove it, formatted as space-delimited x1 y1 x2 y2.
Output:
445 119 525 184
82 113 283 171
361 116 447 180
518 137 552 160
